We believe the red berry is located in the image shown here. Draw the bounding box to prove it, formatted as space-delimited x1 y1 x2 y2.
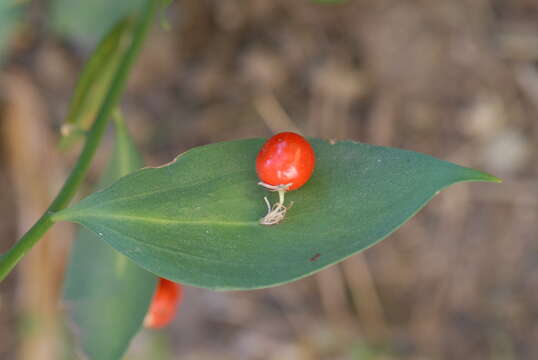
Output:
144 278 183 329
256 132 315 191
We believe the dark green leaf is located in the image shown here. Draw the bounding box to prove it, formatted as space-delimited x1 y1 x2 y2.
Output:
54 139 500 290
63 118 157 360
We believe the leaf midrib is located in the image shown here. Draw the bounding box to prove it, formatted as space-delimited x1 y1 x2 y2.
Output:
56 212 257 227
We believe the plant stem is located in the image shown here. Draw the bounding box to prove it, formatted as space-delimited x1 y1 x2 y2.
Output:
0 0 160 282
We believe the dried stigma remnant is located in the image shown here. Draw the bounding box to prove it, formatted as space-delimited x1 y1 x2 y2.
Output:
144 278 183 329
256 132 315 225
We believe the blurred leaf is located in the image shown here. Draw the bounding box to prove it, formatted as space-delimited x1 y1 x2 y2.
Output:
49 0 144 44
54 139 500 290
63 117 157 360
350 342 393 359
0 0 23 65
125 331 173 360
59 18 131 150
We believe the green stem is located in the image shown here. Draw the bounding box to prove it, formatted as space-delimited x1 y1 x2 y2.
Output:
0 0 160 282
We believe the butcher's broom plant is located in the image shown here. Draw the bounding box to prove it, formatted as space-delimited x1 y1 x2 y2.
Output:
0 1 501 358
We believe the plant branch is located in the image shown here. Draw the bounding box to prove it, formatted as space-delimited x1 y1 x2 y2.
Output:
0 0 161 282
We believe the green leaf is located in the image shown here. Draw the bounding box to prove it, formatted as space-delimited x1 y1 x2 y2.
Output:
54 139 500 290
49 0 144 44
63 117 157 360
59 18 131 149
0 0 23 66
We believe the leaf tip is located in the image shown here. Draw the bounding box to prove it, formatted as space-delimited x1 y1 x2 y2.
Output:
456 166 502 184
477 171 502 184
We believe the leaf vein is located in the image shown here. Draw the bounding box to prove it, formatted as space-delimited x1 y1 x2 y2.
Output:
77 213 257 227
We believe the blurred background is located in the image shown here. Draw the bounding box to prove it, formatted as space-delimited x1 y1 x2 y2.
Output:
0 0 537 359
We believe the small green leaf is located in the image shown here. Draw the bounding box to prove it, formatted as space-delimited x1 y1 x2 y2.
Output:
55 139 499 290
63 117 157 360
59 18 131 149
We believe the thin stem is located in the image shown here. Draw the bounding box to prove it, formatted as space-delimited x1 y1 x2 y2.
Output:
278 189 285 205
0 0 160 282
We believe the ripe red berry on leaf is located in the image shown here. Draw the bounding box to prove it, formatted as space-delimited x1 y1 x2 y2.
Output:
256 132 315 225
144 278 183 329
256 132 316 191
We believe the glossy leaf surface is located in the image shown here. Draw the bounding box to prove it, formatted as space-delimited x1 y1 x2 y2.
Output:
55 139 499 290
63 119 157 360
